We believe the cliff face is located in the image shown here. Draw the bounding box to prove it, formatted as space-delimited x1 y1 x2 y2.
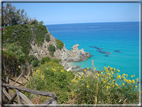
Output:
29 31 91 70
29 32 91 62
29 33 57 60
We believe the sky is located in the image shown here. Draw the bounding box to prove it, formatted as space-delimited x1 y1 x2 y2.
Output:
3 2 139 25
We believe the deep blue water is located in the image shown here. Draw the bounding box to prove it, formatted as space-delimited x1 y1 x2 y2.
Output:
46 22 139 79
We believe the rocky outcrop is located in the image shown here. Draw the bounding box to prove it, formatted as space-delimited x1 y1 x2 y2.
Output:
54 44 91 62
29 30 91 70
29 33 57 60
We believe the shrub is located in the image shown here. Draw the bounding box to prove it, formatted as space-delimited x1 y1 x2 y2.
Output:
26 62 75 104
48 44 55 56
51 59 61 63
56 39 64 50
45 33 51 42
32 59 39 67
35 25 48 46
70 66 139 104
41 56 51 64
28 55 37 64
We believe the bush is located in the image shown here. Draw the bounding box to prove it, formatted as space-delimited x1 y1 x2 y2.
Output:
48 44 55 56
41 56 51 64
32 59 39 67
45 33 51 42
52 59 61 63
35 25 48 46
26 62 75 104
56 39 64 50
28 55 37 64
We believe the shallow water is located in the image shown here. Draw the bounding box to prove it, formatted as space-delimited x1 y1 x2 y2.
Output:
46 22 139 79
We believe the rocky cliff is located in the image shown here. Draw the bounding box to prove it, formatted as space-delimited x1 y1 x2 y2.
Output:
54 44 91 62
29 30 91 70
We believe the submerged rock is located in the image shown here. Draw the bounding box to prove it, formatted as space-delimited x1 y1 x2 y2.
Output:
114 50 122 53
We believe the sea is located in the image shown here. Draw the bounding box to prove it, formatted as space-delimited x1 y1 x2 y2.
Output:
46 22 139 80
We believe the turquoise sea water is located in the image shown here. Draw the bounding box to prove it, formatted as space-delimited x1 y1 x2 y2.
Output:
46 22 139 79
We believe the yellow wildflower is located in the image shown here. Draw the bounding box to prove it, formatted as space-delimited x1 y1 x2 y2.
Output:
117 75 121 79
117 69 120 72
78 77 81 80
112 85 115 88
128 80 132 84
61 69 64 72
135 86 137 88
101 72 103 75
86 85 89 88
122 83 125 86
94 67 96 70
109 67 113 70
113 68 115 71
84 69 86 71
107 86 109 89
108 66 110 67
132 79 135 84
52 68 56 71
122 75 125 79
122 73 125 76
126 74 128 76
71 79 74 83
87 68 89 70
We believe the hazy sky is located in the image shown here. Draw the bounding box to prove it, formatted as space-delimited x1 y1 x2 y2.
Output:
3 2 139 25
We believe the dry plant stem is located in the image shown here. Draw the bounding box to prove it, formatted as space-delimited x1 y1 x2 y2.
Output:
94 78 99 104
123 98 128 104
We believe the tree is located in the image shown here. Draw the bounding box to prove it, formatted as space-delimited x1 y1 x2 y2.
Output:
39 21 44 25
3 43 25 77
2 3 31 26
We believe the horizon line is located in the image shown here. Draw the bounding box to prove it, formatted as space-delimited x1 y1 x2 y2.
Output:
45 21 139 25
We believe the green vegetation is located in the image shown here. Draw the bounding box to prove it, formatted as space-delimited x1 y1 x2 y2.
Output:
41 56 51 64
27 55 37 64
56 39 64 50
2 3 32 26
3 43 25 77
3 24 32 57
45 33 51 42
70 67 139 104
2 3 49 58
34 24 48 46
48 44 56 56
32 59 40 67
26 61 75 104
26 62 139 104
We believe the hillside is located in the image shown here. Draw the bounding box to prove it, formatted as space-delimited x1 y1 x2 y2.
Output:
2 22 91 71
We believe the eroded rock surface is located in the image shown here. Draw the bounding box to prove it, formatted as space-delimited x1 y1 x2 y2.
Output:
54 44 91 62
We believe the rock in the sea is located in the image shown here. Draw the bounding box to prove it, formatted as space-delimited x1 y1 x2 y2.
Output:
54 44 91 62
114 50 121 53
